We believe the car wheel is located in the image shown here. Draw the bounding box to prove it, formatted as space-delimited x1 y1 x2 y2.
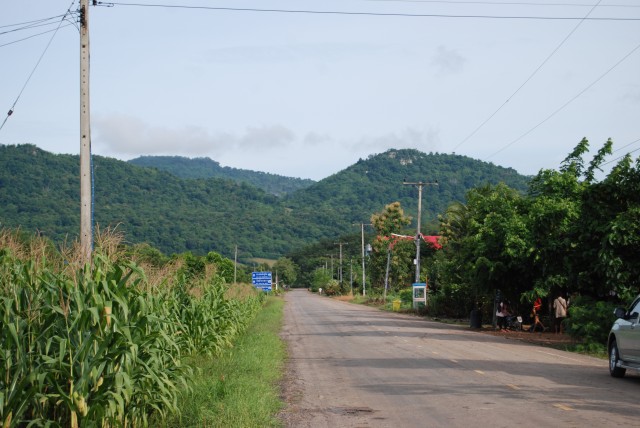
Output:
609 339 626 378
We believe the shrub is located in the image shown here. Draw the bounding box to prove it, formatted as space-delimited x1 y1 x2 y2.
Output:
399 288 412 304
324 279 341 296
428 283 476 318
564 296 617 346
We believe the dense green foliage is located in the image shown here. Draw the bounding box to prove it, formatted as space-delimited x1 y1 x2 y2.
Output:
432 139 640 334
0 238 264 426
564 295 616 352
129 155 314 196
1 144 530 262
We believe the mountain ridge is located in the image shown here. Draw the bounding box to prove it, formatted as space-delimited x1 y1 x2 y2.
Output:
128 155 314 196
0 144 530 259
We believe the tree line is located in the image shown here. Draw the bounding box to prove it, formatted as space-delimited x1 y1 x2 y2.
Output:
288 139 639 346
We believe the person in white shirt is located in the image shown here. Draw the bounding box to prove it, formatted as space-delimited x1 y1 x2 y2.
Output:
553 293 568 334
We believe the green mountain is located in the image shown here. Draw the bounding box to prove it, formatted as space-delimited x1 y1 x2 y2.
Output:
281 149 530 237
128 155 314 196
0 144 530 260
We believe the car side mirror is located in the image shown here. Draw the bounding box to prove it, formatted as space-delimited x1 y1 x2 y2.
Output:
614 307 626 319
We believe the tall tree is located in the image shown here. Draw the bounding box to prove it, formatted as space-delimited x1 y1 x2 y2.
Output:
273 257 299 287
369 202 414 290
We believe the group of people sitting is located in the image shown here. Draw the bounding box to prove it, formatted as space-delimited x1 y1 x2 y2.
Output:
496 293 568 333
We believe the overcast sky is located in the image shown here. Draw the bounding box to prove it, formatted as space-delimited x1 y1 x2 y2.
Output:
1 0 639 180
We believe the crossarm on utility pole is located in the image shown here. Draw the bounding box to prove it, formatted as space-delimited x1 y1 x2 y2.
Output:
402 180 438 283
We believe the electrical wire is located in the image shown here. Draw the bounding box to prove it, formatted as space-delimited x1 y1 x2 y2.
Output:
0 15 68 30
451 0 603 152
483 41 640 162
600 143 640 167
363 0 639 7
0 2 77 132
610 138 640 155
96 1 640 20
0 24 76 49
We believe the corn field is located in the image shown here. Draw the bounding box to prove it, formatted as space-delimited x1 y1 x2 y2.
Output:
0 232 264 427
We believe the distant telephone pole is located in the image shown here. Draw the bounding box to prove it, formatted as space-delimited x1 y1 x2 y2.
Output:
354 223 372 296
334 242 348 289
402 180 438 283
79 0 93 263
234 245 238 284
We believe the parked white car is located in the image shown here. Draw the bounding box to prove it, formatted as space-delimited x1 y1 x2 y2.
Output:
608 295 640 377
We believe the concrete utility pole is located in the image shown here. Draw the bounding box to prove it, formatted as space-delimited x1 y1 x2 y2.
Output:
402 180 438 283
79 0 92 264
334 242 348 289
234 245 238 284
354 223 372 296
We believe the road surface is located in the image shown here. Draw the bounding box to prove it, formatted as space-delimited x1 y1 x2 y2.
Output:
279 289 640 427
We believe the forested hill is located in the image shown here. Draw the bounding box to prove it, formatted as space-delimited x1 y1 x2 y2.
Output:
1 144 530 259
282 149 531 236
0 144 308 258
129 155 314 196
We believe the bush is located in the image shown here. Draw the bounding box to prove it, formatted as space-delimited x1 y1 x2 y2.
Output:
399 288 412 304
428 283 476 318
564 296 617 346
324 279 341 296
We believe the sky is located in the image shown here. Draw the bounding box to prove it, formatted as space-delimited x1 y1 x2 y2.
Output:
1 0 639 181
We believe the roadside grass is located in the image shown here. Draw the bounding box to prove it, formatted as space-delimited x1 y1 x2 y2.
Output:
164 296 286 427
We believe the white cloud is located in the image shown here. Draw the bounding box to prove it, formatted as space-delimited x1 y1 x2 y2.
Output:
93 114 296 158
431 45 466 76
353 128 441 153
238 125 295 150
93 113 226 157
303 132 333 146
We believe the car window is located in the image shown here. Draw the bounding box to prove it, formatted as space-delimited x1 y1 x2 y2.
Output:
629 298 640 321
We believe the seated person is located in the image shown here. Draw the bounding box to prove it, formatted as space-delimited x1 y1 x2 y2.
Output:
496 301 510 331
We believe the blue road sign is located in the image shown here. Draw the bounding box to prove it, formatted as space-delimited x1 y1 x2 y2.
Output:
252 271 272 291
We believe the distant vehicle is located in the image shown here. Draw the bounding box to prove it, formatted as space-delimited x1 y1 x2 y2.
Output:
608 295 640 377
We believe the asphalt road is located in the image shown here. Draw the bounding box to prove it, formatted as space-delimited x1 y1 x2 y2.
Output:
279 289 640 428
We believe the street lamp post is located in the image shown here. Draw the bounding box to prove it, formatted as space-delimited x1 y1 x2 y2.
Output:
403 180 438 283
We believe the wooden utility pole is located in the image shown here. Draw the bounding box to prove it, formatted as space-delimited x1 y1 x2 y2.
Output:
79 0 92 263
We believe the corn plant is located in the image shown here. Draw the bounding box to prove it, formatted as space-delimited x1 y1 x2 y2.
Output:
0 251 188 427
1 239 265 427
161 274 264 357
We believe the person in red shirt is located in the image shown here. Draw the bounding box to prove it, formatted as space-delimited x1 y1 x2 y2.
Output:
530 297 545 332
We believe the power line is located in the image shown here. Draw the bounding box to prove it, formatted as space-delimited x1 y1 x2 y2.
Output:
0 23 76 49
452 0 603 152
363 0 640 7
483 41 640 161
0 2 77 132
97 2 640 20
0 15 68 30
601 143 640 167
611 137 640 155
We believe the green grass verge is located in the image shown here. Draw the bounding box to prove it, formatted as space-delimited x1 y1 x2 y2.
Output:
164 296 286 427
